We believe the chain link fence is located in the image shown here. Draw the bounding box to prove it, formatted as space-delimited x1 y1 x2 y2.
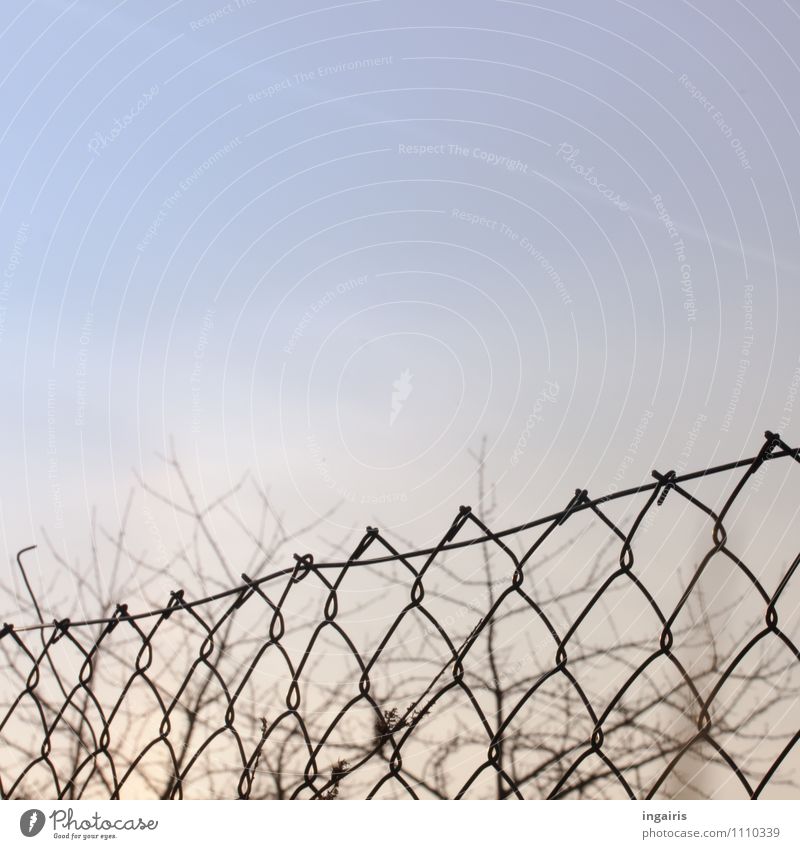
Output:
1 431 799 799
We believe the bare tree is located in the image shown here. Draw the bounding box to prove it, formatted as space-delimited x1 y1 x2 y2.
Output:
1 442 798 800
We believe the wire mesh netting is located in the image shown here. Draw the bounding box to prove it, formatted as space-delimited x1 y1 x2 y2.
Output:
1 431 799 800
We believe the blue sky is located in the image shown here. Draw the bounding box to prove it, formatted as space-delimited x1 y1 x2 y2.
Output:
2 0 800 567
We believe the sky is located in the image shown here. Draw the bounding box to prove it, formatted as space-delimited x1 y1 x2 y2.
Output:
3 0 800 803
2 0 800 577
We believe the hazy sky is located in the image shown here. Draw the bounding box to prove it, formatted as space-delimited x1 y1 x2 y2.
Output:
2 0 800 569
